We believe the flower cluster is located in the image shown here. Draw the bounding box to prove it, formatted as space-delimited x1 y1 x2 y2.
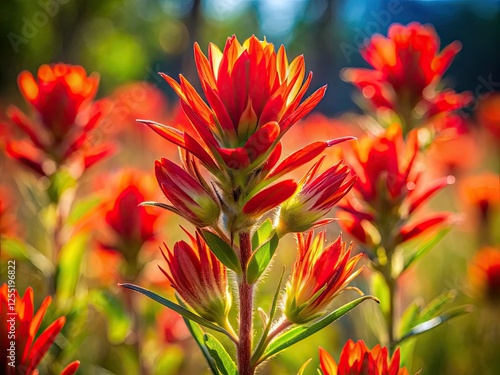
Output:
5 64 113 177
339 124 453 253
342 22 471 132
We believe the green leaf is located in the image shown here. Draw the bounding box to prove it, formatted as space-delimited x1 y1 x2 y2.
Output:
1 237 54 276
47 169 77 203
55 233 87 311
119 283 232 338
371 272 390 317
153 346 184 375
182 317 219 375
67 195 102 225
201 230 242 274
418 290 456 323
247 233 279 284
396 305 473 345
89 290 130 343
204 333 238 375
399 301 421 337
251 267 286 366
402 228 450 273
258 296 377 364
252 219 273 250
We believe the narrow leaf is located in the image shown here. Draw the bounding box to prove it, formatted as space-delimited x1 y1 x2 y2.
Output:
201 230 242 274
418 290 456 323
252 219 273 250
119 283 231 338
247 233 279 284
396 305 473 345
182 317 219 375
259 296 377 364
204 333 238 375
402 228 450 273
56 233 87 311
399 301 421 337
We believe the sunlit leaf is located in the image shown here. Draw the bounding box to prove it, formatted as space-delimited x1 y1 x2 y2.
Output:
252 219 273 250
153 346 184 375
258 296 377 364
182 316 218 375
119 283 232 338
402 228 450 273
399 301 421 337
201 230 242 275
396 305 473 345
371 272 390 317
204 333 238 375
56 233 88 311
247 233 279 284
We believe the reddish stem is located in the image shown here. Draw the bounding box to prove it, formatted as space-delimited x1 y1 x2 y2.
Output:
238 231 253 375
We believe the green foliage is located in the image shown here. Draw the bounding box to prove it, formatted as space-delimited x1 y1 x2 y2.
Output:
204 333 238 375
90 290 131 344
183 318 219 375
201 230 242 275
247 233 279 284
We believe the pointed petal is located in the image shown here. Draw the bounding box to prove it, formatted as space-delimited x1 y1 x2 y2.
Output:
243 180 297 217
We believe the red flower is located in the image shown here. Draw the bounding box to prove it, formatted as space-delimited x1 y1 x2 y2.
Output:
0 284 79 375
155 158 220 227
278 157 356 234
144 35 326 173
339 124 453 247
319 340 410 375
285 231 364 324
95 169 161 262
468 247 500 302
5 64 113 177
342 22 471 127
159 230 231 325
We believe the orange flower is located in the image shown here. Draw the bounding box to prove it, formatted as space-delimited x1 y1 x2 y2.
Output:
339 124 454 246
144 35 326 173
284 231 363 324
342 22 470 127
468 247 500 302
459 173 500 221
5 64 113 177
159 230 231 324
476 93 500 141
319 340 409 375
0 284 79 375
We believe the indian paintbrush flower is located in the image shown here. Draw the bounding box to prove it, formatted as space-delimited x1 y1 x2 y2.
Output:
155 157 220 227
318 340 410 375
342 22 471 131
339 124 454 248
0 284 79 375
278 157 356 234
143 35 326 173
468 247 500 303
284 231 364 324
159 230 232 325
5 63 114 177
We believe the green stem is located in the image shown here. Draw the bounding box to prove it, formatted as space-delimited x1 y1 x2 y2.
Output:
238 231 254 375
386 275 397 354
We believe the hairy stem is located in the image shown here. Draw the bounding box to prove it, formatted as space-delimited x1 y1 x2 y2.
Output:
238 231 253 375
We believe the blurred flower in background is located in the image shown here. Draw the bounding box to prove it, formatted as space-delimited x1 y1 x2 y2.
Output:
4 64 114 178
468 247 500 303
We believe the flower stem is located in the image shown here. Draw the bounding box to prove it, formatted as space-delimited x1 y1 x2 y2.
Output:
386 275 397 354
238 231 253 375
